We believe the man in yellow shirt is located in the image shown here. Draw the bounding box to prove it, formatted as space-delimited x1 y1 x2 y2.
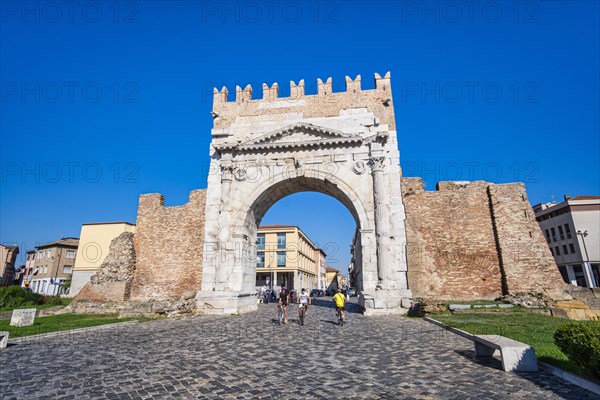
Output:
333 288 346 325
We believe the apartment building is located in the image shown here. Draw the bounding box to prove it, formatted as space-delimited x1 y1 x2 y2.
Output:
534 195 600 287
0 244 19 286
255 225 322 290
29 238 79 295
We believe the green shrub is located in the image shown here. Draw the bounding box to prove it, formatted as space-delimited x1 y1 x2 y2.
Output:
554 318 600 378
0 286 44 309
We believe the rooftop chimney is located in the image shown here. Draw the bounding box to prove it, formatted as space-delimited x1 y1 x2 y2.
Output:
564 194 571 201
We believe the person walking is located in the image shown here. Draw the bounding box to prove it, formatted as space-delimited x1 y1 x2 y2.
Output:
278 285 290 324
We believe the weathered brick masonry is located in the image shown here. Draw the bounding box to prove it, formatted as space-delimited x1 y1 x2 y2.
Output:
130 190 206 301
487 184 565 294
402 178 565 300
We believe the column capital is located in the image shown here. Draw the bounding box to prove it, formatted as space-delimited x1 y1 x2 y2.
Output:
369 156 386 173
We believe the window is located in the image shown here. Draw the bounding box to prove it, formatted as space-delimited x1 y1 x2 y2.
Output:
562 245 568 255
558 225 564 240
569 243 576 254
256 253 265 268
564 223 572 239
63 265 73 274
573 264 587 287
555 246 560 256
256 234 265 250
544 229 551 243
551 228 557 242
277 251 286 267
65 250 76 259
47 249 52 258
277 233 286 249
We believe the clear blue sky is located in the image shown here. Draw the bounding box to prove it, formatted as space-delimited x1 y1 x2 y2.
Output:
1 1 599 272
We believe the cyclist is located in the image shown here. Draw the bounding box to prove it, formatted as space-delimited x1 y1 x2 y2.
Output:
333 288 346 324
297 288 311 323
278 285 290 324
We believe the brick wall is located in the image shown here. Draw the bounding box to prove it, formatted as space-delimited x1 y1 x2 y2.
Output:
130 190 206 301
402 178 502 300
488 184 566 293
402 178 565 300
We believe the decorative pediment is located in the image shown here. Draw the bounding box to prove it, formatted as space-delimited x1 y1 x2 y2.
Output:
214 122 363 153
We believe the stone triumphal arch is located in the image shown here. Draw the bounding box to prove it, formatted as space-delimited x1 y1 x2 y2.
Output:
196 73 413 314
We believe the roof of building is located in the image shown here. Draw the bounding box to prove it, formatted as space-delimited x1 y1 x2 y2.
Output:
82 221 135 226
0 244 19 251
35 237 79 249
571 196 600 200
258 225 296 229
325 266 339 273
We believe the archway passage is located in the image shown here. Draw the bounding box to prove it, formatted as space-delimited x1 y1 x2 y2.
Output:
197 74 412 314
255 190 355 296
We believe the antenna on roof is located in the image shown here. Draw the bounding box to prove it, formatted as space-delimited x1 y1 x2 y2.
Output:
61 232 65 239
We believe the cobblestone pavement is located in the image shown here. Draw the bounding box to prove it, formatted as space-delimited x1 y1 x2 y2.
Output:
1 298 598 399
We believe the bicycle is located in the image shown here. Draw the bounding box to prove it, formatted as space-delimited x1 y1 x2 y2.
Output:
298 303 306 326
278 304 284 326
336 307 345 326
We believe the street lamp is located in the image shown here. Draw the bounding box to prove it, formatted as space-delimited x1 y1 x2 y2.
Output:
577 230 596 287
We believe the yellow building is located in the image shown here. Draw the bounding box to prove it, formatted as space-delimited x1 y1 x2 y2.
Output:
70 222 135 296
255 225 322 290
325 266 340 294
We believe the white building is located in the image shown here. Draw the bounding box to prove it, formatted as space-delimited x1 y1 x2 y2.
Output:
534 195 600 287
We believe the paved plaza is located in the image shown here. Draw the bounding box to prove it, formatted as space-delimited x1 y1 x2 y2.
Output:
1 299 597 399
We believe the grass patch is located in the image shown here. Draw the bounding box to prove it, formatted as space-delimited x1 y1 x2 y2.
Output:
430 311 575 372
0 313 145 338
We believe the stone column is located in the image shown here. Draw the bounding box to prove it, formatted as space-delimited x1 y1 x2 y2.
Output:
216 161 233 289
370 156 390 289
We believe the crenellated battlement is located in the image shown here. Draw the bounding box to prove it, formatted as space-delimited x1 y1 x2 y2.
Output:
211 72 396 130
213 72 391 105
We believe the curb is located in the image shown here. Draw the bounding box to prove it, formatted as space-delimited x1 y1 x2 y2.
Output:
8 321 139 344
538 362 600 396
423 317 600 396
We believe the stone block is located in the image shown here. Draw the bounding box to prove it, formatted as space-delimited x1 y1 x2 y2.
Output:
10 308 36 327
401 298 412 309
550 308 569 318
385 298 401 309
570 288 595 300
584 309 600 319
565 308 587 320
0 331 9 349
449 304 471 310
373 299 386 309
555 300 589 309
498 304 514 309
592 288 600 298
587 298 600 310
118 302 153 317
545 288 573 301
